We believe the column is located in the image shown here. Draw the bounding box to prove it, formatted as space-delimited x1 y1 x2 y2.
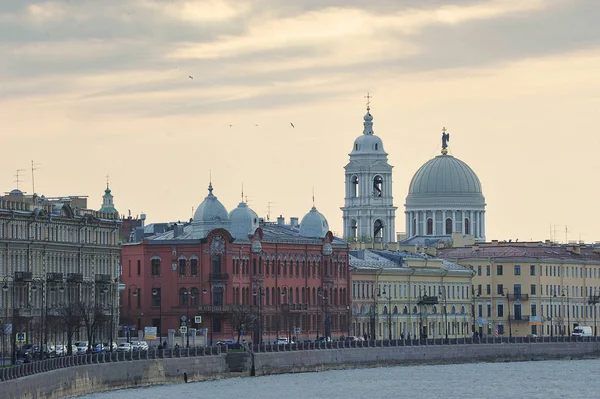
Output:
452 211 456 233
421 211 426 236
432 211 437 235
442 211 447 234
481 212 486 241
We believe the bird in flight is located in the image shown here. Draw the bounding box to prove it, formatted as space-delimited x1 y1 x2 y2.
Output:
290 122 295 128
189 76 193 80
229 124 234 127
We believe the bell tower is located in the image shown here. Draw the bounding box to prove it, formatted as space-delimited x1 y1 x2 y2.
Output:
341 98 396 244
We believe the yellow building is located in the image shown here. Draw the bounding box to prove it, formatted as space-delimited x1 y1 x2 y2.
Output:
438 242 600 338
350 250 475 340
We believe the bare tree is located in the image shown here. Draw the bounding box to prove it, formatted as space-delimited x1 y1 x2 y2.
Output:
230 305 255 343
56 303 83 356
77 302 108 353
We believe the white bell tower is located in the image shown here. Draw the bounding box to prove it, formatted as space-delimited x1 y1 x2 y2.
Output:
341 98 396 244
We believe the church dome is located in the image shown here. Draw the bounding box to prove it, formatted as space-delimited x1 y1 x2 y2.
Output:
229 202 259 241
349 109 387 156
408 155 482 195
299 206 329 238
193 183 229 223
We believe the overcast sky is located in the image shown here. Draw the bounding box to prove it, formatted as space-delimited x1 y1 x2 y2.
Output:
1 0 599 243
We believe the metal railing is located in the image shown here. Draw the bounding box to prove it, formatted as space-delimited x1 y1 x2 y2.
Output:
0 346 222 382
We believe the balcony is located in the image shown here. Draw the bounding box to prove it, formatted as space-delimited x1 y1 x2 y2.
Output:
209 273 229 282
511 293 529 301
509 315 530 321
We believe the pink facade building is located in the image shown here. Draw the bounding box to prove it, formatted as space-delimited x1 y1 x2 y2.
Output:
121 183 350 344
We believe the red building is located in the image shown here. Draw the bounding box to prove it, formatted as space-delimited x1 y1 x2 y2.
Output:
121 183 350 344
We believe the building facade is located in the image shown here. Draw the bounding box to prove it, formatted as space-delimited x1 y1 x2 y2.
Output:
121 184 350 345
438 242 600 337
341 105 397 244
350 250 475 340
0 188 121 356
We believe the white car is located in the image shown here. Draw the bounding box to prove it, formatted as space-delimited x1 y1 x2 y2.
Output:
117 343 132 353
138 341 149 351
76 342 89 355
275 338 289 345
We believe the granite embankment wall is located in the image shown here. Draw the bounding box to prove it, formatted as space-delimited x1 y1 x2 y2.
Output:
3 342 600 399
1 355 228 399
252 341 600 375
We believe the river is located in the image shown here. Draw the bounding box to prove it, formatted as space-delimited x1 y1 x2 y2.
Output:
78 359 600 399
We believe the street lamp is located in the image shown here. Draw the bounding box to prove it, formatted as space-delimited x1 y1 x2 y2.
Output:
378 286 392 340
502 288 512 339
2 276 15 365
280 287 290 343
183 290 195 348
561 288 570 336
588 289 599 337
549 288 557 338
316 287 323 340
152 282 162 347
101 279 117 352
31 278 45 359
252 287 264 345
438 286 449 340
127 284 139 343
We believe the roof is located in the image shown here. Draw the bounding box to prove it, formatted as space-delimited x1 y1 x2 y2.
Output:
438 245 600 263
147 221 347 246
409 154 482 195
350 249 471 273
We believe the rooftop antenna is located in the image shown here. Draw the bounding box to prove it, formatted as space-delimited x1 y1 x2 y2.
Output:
14 169 26 190
241 182 244 203
364 92 371 111
31 160 41 194
565 225 568 245
267 202 276 221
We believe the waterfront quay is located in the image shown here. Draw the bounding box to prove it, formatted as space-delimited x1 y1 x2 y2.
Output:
2 337 600 399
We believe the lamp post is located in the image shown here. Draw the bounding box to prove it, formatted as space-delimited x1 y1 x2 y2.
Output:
439 286 448 340
561 288 570 336
502 288 512 339
201 282 214 346
127 284 138 343
588 289 599 337
101 279 117 352
316 287 323 340
2 276 15 365
152 282 162 347
279 287 290 342
31 278 45 359
379 285 392 340
252 287 264 345
549 288 557 338
183 290 195 348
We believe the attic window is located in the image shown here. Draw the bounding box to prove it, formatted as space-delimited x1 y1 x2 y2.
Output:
375 143 378 150
355 144 359 150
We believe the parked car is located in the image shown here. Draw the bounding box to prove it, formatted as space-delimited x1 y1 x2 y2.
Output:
572 326 593 337
344 336 364 342
54 345 65 356
76 342 89 355
17 344 35 358
91 343 104 354
216 340 242 349
275 338 289 345
138 341 149 351
103 342 117 352
316 337 331 343
117 343 132 353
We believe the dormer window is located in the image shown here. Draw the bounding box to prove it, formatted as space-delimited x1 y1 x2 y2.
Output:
375 143 378 150
355 143 359 150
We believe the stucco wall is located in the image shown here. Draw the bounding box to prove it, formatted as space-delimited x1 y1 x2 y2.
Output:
1 355 228 399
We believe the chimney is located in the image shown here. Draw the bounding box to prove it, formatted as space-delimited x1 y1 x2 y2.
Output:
173 224 184 238
290 217 299 227
140 213 146 227
277 215 285 226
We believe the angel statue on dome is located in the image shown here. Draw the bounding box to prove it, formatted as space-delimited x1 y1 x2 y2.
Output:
441 127 450 150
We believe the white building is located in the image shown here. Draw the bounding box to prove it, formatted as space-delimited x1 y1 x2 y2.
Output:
341 105 397 244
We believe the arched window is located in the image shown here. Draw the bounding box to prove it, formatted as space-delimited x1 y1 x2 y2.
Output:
191 288 199 306
426 218 433 235
412 306 418 314
151 255 161 276
350 219 358 240
464 218 470 235
353 305 359 315
375 143 378 150
190 256 198 276
179 256 186 276
360 304 367 314
374 219 384 240
383 306 388 314
460 305 466 314
393 306 398 314
403 305 409 314
433 305 438 314
373 175 383 197
179 288 188 306
351 176 359 198
445 218 453 234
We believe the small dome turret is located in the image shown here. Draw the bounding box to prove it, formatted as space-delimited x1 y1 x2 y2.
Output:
229 201 259 241
299 206 329 238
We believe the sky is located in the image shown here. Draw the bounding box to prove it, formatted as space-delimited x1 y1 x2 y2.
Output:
1 0 599 243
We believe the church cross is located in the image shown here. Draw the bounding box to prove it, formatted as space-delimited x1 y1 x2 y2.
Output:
105 174 110 188
364 93 372 109
442 127 447 133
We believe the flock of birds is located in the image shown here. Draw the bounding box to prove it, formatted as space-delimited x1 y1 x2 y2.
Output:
187 75 296 129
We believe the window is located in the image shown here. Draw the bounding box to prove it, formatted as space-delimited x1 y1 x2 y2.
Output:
477 284 482 296
497 303 504 318
151 257 161 276
137 289 141 308
426 218 433 235
179 258 186 276
514 265 521 276
531 303 537 317
497 325 505 335
179 288 188 306
445 218 452 234
497 284 504 295
373 175 383 197
213 317 222 333
497 265 503 276
190 258 198 276
486 265 491 276
530 284 536 295
351 176 359 198
486 303 491 317
137 260 141 276
191 288 199 306
464 218 470 235
478 304 483 317
477 266 482 276
486 284 491 295
530 265 536 276
151 288 161 307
